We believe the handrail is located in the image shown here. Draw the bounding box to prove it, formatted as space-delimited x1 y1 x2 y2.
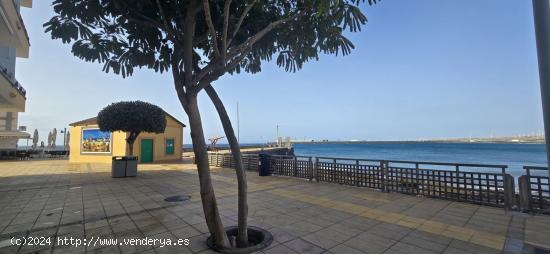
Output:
316 156 508 169
268 154 311 159
523 166 549 178
523 166 548 171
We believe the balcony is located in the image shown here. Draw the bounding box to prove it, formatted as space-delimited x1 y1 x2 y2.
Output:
0 66 25 112
0 0 30 58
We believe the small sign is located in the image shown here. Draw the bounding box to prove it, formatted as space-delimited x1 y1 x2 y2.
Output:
18 126 26 131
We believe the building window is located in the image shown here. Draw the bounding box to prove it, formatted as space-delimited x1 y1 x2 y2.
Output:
165 138 174 155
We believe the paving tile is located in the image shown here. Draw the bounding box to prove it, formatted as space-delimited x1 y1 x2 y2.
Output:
284 238 325 254
384 242 437 254
0 160 549 254
329 244 365 254
447 239 501 254
400 232 448 253
301 233 341 250
342 234 394 254
264 243 298 254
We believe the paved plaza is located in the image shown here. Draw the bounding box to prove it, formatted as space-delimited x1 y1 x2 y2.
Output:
0 160 549 254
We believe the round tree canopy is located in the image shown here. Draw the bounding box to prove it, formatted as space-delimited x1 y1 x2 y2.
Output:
97 101 167 134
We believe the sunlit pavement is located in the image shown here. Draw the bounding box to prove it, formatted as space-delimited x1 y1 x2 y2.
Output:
0 160 549 254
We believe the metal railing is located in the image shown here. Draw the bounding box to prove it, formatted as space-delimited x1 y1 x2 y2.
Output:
208 153 259 171
315 157 511 207
206 153 550 213
268 155 313 180
519 166 550 213
0 67 26 98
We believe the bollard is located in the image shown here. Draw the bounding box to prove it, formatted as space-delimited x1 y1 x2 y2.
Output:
503 174 516 210
518 175 532 212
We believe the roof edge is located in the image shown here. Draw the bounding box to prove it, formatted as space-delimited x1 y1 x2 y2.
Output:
69 111 186 127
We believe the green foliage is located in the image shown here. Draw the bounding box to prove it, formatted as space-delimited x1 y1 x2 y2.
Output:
97 101 167 134
44 0 378 78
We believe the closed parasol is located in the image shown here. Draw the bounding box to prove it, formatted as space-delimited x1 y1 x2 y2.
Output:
32 129 38 149
51 128 57 149
65 131 70 150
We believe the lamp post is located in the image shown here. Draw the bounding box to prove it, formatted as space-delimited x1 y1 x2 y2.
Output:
237 102 240 143
60 128 66 151
276 124 280 147
532 0 550 177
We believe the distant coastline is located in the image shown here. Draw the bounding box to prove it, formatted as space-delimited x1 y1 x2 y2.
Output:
182 135 546 147
292 140 544 145
291 135 545 145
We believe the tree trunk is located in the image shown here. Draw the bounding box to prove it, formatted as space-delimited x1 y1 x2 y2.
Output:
180 94 230 248
205 85 249 247
126 132 139 157
128 141 134 156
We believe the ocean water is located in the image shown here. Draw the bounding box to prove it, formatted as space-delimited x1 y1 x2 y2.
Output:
293 142 548 178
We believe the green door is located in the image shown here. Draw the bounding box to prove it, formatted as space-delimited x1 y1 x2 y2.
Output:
165 139 174 155
140 139 154 163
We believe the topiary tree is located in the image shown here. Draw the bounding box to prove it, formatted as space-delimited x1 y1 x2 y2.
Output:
97 101 167 156
44 0 378 248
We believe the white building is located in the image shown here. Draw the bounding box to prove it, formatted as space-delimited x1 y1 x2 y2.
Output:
0 0 32 149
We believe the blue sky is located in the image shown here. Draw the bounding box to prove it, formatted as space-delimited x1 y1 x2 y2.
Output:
15 1 543 144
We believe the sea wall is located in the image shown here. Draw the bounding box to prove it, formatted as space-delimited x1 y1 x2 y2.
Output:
242 147 294 156
216 146 294 156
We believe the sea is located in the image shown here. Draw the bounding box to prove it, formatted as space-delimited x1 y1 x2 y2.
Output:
185 142 548 178
293 142 548 178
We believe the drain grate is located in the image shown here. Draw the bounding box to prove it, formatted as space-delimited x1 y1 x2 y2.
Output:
164 195 191 202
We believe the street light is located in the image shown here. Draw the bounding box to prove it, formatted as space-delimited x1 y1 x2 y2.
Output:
60 127 67 151
532 0 550 177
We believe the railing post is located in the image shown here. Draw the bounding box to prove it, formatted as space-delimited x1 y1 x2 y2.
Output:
381 160 388 192
503 174 515 210
307 157 312 181
332 158 337 183
455 165 461 201
518 175 532 212
356 160 360 187
315 157 319 182
415 163 420 193
294 156 298 177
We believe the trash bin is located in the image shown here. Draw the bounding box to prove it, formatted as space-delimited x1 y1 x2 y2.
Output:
112 157 126 178
259 154 271 176
126 156 138 177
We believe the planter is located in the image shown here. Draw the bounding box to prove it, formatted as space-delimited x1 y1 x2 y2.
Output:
126 156 138 177
111 156 126 178
206 226 273 254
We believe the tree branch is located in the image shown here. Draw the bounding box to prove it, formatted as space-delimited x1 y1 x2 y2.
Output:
114 0 163 29
227 15 297 62
227 0 256 47
124 17 162 30
183 3 198 90
171 46 186 97
194 14 300 93
155 0 182 45
221 0 233 60
203 0 221 58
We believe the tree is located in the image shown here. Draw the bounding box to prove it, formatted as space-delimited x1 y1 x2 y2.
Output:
44 0 378 249
97 101 166 155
